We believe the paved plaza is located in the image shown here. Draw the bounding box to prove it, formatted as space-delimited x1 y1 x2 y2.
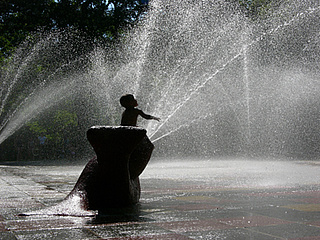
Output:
0 159 320 239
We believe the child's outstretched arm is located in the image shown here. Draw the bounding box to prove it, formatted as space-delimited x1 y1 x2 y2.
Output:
139 110 160 122
151 115 161 121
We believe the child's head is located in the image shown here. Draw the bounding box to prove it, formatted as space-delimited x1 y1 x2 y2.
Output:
120 94 137 108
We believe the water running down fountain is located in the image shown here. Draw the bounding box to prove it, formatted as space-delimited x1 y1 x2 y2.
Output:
1 0 320 158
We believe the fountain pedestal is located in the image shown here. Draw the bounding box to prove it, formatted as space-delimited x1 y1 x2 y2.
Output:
67 126 154 212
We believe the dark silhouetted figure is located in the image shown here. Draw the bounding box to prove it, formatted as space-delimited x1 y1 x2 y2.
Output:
120 94 160 126
58 96 158 213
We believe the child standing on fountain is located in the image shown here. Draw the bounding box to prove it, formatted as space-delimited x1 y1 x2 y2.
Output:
120 94 159 181
120 94 160 126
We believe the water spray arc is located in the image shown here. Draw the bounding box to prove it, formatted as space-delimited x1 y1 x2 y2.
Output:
0 1 320 158
147 2 320 150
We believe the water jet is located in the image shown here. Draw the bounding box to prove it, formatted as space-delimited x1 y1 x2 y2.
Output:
1 0 320 159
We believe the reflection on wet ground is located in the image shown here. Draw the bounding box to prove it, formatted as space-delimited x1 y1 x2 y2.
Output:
0 159 320 239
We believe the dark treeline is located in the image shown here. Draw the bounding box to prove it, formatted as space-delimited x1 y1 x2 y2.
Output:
0 0 149 62
0 0 275 62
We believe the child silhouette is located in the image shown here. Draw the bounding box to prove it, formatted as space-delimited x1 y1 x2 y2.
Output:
120 94 160 126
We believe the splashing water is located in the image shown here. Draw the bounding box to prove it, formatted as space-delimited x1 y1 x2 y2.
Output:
1 0 320 158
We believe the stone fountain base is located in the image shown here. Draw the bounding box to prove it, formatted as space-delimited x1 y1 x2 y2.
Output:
66 126 154 212
20 126 154 216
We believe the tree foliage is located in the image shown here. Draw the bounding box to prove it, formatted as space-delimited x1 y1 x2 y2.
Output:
0 0 148 61
227 0 281 19
27 110 78 140
0 0 280 61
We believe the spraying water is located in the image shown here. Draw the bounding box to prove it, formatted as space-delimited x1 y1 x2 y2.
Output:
1 0 320 158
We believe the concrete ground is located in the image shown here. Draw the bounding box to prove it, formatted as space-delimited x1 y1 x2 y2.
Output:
0 159 320 239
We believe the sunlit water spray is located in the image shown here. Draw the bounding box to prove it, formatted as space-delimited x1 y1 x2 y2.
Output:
1 1 320 158
144 2 320 156
0 77 79 143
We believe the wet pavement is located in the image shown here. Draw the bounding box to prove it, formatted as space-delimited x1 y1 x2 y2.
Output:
0 159 320 239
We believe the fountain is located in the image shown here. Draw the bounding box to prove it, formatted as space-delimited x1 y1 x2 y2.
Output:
1 0 320 160
0 0 319 221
